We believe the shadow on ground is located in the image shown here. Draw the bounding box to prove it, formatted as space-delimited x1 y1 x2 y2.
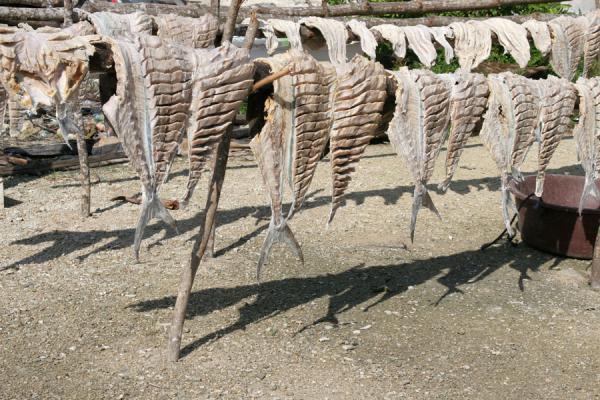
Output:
130 244 561 358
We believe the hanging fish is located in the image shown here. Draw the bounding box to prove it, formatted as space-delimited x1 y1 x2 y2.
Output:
387 68 451 242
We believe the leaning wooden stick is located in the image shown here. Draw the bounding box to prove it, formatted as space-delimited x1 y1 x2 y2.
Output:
168 129 232 361
252 66 291 92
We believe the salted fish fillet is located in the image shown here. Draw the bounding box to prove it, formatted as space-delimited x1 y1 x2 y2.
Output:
449 21 492 71
250 98 303 279
346 19 377 59
103 35 194 259
574 78 600 213
583 11 600 78
300 17 348 65
181 43 255 206
479 75 518 236
503 72 541 181
252 51 329 277
262 19 303 55
548 16 588 81
0 25 94 143
534 76 577 197
483 18 530 68
522 19 551 56
155 13 218 48
430 26 454 63
371 24 407 59
327 56 387 224
88 11 152 39
286 52 335 218
438 72 489 192
402 25 437 68
387 67 451 242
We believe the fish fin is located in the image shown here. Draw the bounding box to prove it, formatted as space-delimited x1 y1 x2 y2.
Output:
55 103 76 149
534 172 545 198
511 166 524 183
256 220 304 281
410 185 439 243
437 179 450 193
133 193 177 260
501 175 515 237
326 203 340 227
578 175 600 215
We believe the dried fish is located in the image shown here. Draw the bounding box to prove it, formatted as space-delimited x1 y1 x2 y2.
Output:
155 13 218 48
438 72 489 192
534 76 577 197
181 43 255 206
328 56 387 224
346 19 377 59
402 25 438 68
430 26 454 63
583 10 600 78
449 21 492 71
88 11 152 39
523 19 551 56
388 68 451 241
262 19 303 55
371 24 407 59
483 18 530 68
548 16 588 81
300 17 348 65
102 35 194 259
574 78 600 213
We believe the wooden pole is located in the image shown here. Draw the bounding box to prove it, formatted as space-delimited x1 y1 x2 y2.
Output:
242 10 259 51
167 129 232 362
591 226 600 289
75 122 91 217
222 0 244 43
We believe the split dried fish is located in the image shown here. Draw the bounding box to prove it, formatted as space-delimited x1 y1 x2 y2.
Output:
102 35 193 259
438 72 489 192
430 26 454 63
300 17 348 65
548 16 588 81
583 11 600 78
88 11 152 39
181 43 255 206
574 78 600 213
328 56 387 224
402 25 438 68
371 24 407 60
388 68 451 241
0 25 94 143
482 18 530 68
262 19 303 55
449 21 492 71
155 13 218 48
523 19 551 56
534 76 577 197
346 19 377 59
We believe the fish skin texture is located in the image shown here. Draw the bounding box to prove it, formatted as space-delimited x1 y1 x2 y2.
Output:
449 21 492 71
371 24 407 59
181 43 254 206
262 19 303 55
548 16 588 81
483 18 530 68
523 19 552 56
534 76 577 197
328 56 387 224
387 67 451 242
155 13 218 48
300 16 348 65
583 10 600 78
438 72 489 192
346 19 377 59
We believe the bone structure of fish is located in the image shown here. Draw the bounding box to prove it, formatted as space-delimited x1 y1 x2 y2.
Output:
251 50 332 277
548 16 588 81
387 68 451 242
0 25 94 143
438 72 489 192
534 76 577 197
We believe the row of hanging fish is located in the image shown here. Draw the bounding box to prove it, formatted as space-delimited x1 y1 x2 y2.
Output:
258 10 600 81
0 13 255 260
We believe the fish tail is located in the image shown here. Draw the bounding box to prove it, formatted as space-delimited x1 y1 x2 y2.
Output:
410 184 439 243
257 219 303 281
501 175 515 237
326 203 340 227
578 174 600 215
133 192 177 261
534 171 545 198
437 178 450 194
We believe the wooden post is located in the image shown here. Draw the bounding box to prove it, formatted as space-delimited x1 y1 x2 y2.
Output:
0 177 4 210
168 129 232 361
75 125 91 217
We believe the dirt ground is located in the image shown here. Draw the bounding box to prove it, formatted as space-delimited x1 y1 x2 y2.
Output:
1 136 600 399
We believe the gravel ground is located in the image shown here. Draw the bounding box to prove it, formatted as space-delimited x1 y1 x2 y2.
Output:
1 136 599 399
